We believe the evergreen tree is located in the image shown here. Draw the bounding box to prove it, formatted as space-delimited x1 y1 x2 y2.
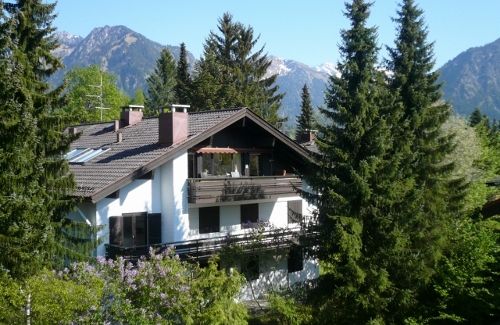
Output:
469 107 484 127
388 0 463 206
145 48 177 114
376 0 470 320
130 88 145 106
191 13 284 127
174 42 192 105
0 0 82 277
304 1 401 322
296 84 314 135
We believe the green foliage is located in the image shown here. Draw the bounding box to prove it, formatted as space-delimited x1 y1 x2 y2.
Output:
0 250 248 324
296 84 314 135
175 42 192 106
262 293 312 325
146 48 177 115
0 0 102 278
303 1 405 322
422 217 499 323
130 87 146 105
27 269 103 323
62 65 129 123
191 13 284 127
469 107 485 127
0 270 24 324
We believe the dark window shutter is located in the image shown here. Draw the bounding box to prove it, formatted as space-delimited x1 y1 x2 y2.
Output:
288 200 302 224
109 216 123 246
288 247 303 273
148 213 162 244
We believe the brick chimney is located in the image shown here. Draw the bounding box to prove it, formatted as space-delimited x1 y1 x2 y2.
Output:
296 129 317 144
120 105 144 128
159 104 189 146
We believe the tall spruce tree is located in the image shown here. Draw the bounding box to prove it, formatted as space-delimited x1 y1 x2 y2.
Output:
174 42 192 106
304 1 405 322
387 0 464 273
145 48 177 114
191 13 284 127
296 84 314 135
388 0 464 206
0 0 77 278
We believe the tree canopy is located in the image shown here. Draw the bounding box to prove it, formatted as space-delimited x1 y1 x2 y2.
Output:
145 48 177 114
191 13 284 127
62 65 129 124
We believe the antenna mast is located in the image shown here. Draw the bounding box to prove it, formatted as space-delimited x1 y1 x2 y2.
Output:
86 69 110 121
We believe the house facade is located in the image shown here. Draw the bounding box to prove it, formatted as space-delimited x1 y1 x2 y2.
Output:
67 105 318 298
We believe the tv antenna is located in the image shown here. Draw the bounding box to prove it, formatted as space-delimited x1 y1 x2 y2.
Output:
86 70 110 121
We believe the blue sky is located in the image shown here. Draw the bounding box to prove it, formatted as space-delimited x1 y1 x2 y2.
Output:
53 0 500 68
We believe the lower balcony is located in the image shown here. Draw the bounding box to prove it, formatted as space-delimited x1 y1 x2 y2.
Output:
187 175 302 204
105 225 309 261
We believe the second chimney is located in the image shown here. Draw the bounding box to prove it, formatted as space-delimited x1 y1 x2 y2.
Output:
120 105 144 128
159 104 189 146
296 129 317 144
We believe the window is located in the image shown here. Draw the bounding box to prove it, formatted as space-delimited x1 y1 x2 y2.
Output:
65 148 109 163
200 153 241 177
288 247 303 273
288 200 302 224
249 154 259 176
109 212 161 247
199 206 220 234
241 204 258 229
242 256 259 281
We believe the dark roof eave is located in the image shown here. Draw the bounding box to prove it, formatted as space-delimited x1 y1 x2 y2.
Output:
88 108 312 203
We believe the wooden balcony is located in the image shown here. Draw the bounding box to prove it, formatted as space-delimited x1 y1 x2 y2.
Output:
187 175 302 204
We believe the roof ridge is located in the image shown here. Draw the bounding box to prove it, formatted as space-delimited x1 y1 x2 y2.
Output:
188 107 247 115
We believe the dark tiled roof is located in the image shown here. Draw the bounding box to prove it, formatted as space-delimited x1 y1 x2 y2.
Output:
69 109 242 200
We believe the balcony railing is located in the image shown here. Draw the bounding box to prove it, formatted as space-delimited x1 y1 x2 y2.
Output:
105 225 314 261
187 175 302 204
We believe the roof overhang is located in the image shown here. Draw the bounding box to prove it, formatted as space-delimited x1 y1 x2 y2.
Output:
87 108 312 203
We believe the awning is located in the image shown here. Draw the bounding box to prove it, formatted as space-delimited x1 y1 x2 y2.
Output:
193 147 272 154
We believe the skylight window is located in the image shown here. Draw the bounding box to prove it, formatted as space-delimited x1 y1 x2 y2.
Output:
65 148 109 163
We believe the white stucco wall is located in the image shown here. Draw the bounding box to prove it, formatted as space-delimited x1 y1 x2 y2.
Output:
94 170 161 256
239 256 319 301
160 152 189 243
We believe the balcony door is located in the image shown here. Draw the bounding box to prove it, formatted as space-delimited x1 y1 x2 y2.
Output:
122 213 147 247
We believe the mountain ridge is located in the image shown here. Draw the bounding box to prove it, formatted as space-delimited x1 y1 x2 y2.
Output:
51 25 500 122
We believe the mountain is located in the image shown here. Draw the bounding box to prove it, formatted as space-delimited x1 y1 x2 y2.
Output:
267 57 335 123
439 37 500 119
52 26 332 122
51 25 195 96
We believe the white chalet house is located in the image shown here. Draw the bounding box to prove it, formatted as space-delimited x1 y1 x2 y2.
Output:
66 105 318 298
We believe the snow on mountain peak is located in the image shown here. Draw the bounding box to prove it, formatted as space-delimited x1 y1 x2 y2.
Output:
315 62 339 77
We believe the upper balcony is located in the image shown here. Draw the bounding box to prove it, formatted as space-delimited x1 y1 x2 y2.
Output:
187 175 302 205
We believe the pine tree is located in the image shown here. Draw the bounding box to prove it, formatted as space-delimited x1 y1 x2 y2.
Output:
191 13 284 127
145 48 177 114
379 0 470 320
304 1 400 322
296 84 314 135
469 107 484 127
0 0 85 277
174 42 192 106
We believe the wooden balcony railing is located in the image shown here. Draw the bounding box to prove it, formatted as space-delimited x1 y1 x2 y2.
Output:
187 175 302 204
